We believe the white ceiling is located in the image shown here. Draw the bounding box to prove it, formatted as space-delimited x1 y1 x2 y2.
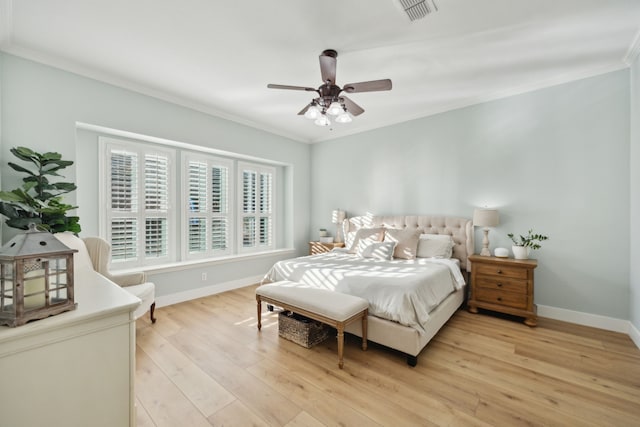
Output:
1 0 639 143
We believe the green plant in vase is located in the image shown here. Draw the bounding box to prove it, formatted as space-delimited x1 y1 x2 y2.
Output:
507 229 548 259
0 147 81 233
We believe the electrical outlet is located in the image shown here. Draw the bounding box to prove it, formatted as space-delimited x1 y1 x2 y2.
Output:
201 273 207 281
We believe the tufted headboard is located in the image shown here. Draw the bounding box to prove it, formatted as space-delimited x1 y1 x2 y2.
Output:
343 214 474 272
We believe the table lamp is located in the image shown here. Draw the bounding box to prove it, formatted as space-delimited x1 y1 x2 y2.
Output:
332 209 346 243
473 208 499 256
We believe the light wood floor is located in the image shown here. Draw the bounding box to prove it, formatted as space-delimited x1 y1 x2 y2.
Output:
135 285 640 426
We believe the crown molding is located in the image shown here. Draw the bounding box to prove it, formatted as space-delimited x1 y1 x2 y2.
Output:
0 45 311 144
624 27 640 65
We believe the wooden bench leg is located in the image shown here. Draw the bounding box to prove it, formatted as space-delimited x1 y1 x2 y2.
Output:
337 323 345 369
256 297 262 331
361 311 368 351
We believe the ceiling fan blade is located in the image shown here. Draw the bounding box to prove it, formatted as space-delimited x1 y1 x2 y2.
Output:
319 49 337 84
267 84 316 91
341 96 365 116
297 103 311 115
343 79 392 93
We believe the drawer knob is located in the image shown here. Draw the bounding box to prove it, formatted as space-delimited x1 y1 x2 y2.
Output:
497 283 503 287
497 297 503 302
497 269 502 274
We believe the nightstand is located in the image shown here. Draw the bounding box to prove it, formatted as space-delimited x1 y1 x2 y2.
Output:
467 254 538 327
309 241 345 255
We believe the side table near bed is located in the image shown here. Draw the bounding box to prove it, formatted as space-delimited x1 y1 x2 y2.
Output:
467 254 538 326
309 241 345 255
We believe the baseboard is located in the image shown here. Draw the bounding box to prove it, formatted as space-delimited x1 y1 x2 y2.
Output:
629 322 640 349
537 304 629 334
155 275 264 308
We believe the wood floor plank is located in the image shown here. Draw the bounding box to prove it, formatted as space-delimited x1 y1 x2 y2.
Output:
247 357 384 427
135 397 155 427
207 400 270 427
283 411 326 427
135 347 212 427
136 326 236 418
136 286 640 426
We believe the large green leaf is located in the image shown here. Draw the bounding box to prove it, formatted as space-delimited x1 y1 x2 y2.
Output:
8 162 36 176
0 190 25 202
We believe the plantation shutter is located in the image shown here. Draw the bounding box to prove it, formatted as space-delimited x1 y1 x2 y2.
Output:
144 153 170 258
239 163 275 252
259 172 272 246
211 165 229 251
109 150 139 262
184 155 232 259
102 138 176 268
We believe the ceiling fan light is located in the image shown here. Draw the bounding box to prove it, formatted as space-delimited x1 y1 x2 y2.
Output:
314 115 331 126
335 112 352 123
327 101 343 116
304 105 320 119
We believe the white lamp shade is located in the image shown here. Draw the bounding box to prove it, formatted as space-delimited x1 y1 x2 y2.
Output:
314 115 330 126
304 105 320 119
332 209 346 224
327 102 343 116
473 208 499 227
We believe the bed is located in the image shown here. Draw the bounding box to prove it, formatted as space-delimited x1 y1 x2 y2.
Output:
263 214 474 366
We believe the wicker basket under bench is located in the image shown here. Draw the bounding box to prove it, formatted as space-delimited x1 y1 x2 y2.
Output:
278 311 330 348
256 281 369 369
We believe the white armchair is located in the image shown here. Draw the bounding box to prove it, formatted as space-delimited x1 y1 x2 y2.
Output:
82 237 156 323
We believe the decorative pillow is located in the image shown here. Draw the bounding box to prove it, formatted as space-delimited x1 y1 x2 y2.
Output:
356 241 397 260
346 228 384 253
417 233 455 258
384 228 421 260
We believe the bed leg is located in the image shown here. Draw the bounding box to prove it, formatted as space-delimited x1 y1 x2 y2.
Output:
406 355 418 367
337 323 345 369
256 297 262 331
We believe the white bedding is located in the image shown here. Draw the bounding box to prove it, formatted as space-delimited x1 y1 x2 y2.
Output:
263 251 466 335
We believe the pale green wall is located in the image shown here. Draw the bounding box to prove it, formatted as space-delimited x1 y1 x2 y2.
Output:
631 55 640 330
312 70 631 320
0 53 311 297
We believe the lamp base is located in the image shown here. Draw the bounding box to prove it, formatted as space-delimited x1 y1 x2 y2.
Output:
480 247 491 256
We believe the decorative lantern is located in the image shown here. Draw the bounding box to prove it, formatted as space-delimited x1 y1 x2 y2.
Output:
0 224 78 327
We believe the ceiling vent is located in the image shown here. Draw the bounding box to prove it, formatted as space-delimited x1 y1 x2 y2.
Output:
398 0 438 21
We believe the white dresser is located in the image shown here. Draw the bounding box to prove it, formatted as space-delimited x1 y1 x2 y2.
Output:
0 271 139 427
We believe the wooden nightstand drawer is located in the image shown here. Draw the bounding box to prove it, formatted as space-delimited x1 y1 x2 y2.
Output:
475 263 528 280
475 277 527 294
474 288 528 309
467 255 538 326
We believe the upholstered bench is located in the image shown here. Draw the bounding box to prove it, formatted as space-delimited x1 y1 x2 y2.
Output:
256 281 368 369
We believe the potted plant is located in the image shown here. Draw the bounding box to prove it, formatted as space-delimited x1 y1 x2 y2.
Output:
507 229 548 259
0 147 81 233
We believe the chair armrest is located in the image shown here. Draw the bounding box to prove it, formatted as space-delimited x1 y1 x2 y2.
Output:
108 271 147 287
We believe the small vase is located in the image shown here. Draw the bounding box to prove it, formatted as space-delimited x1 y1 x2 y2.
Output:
512 246 529 260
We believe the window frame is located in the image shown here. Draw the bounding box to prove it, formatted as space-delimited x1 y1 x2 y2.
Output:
99 137 177 269
99 136 279 269
237 162 276 254
181 152 235 260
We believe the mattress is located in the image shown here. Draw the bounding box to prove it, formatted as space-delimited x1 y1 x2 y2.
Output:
263 252 465 335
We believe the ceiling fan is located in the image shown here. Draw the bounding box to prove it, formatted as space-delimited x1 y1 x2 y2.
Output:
267 49 392 126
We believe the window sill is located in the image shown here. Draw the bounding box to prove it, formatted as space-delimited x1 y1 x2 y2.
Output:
112 248 297 276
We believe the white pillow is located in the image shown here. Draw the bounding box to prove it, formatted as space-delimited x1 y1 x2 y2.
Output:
346 228 385 253
356 241 397 260
417 234 454 258
384 228 421 260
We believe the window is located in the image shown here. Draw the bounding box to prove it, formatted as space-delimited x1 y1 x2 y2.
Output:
101 138 176 268
238 162 275 252
183 154 233 259
100 137 278 268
